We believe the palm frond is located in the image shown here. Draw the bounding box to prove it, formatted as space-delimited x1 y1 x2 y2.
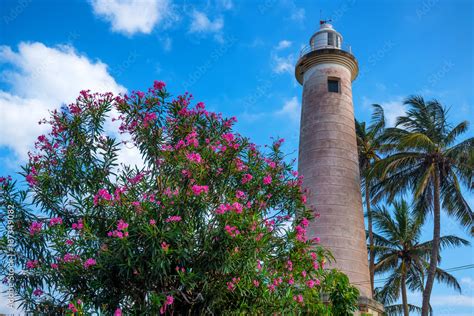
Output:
384 303 422 315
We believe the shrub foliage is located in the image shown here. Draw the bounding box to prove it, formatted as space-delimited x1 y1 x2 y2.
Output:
0 82 358 314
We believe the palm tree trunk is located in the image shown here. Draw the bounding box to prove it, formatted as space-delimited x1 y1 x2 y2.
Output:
401 270 409 316
366 179 375 296
421 168 441 316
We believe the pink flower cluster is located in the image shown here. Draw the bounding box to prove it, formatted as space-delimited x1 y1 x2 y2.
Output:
29 221 42 235
160 295 174 314
26 166 38 186
49 217 63 226
241 173 253 184
108 219 129 239
143 112 157 127
94 188 113 206
26 260 39 269
306 279 320 288
236 190 245 199
185 152 202 163
263 175 272 185
63 253 79 263
295 217 310 242
161 241 169 252
226 277 241 292
215 202 243 215
225 225 240 237
72 219 84 230
33 288 43 297
191 185 208 195
83 258 97 269
68 300 82 313
293 294 304 304
165 215 182 223
153 80 166 91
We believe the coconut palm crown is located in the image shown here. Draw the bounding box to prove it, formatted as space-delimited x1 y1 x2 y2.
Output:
372 96 473 315
372 200 469 316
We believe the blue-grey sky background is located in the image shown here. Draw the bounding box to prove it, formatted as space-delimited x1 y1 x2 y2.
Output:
1 0 472 314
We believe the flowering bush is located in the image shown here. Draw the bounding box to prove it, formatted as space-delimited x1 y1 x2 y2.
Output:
0 82 358 314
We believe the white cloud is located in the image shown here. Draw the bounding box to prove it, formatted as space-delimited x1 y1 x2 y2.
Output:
218 0 234 10
276 97 300 123
290 7 305 22
430 295 474 307
0 42 132 164
161 36 172 51
461 277 474 289
90 0 175 36
275 40 292 50
272 53 295 74
362 96 406 127
189 10 223 34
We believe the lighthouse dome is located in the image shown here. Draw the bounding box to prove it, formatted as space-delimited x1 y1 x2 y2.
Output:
309 22 343 50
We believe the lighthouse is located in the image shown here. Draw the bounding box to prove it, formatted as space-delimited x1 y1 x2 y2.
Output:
295 22 383 314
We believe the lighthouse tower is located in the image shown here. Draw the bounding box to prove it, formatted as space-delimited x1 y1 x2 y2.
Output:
295 22 383 314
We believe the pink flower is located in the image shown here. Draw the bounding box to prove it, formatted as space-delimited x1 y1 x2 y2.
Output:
143 112 157 127
301 217 309 228
186 152 202 163
288 278 294 285
236 190 245 199
287 260 293 271
165 215 182 223
114 308 122 316
94 188 112 205
63 253 78 263
153 80 166 91
215 203 231 215
263 175 272 185
306 279 316 288
225 225 240 237
293 294 304 304
26 260 38 269
49 217 63 226
50 263 59 269
83 258 97 269
227 281 235 291
222 133 235 143
66 239 74 245
295 225 307 242
241 173 253 184
68 303 78 313
26 166 38 186
161 242 170 252
232 202 243 214
117 219 129 231
149 219 156 225
29 221 42 235
191 185 209 195
301 195 307 204
165 295 174 305
301 270 307 278
72 219 84 230
253 280 260 287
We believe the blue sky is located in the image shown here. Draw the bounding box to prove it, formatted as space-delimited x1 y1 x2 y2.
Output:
0 0 473 314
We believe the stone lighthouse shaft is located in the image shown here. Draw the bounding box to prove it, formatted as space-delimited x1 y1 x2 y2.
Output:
295 22 372 298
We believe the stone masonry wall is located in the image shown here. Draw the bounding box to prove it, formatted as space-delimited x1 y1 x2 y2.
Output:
298 63 372 298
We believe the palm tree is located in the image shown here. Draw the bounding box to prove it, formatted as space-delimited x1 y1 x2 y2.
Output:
355 104 386 294
372 96 474 315
372 200 469 316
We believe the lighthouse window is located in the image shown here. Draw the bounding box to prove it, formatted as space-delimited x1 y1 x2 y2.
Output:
328 78 340 93
328 33 334 46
